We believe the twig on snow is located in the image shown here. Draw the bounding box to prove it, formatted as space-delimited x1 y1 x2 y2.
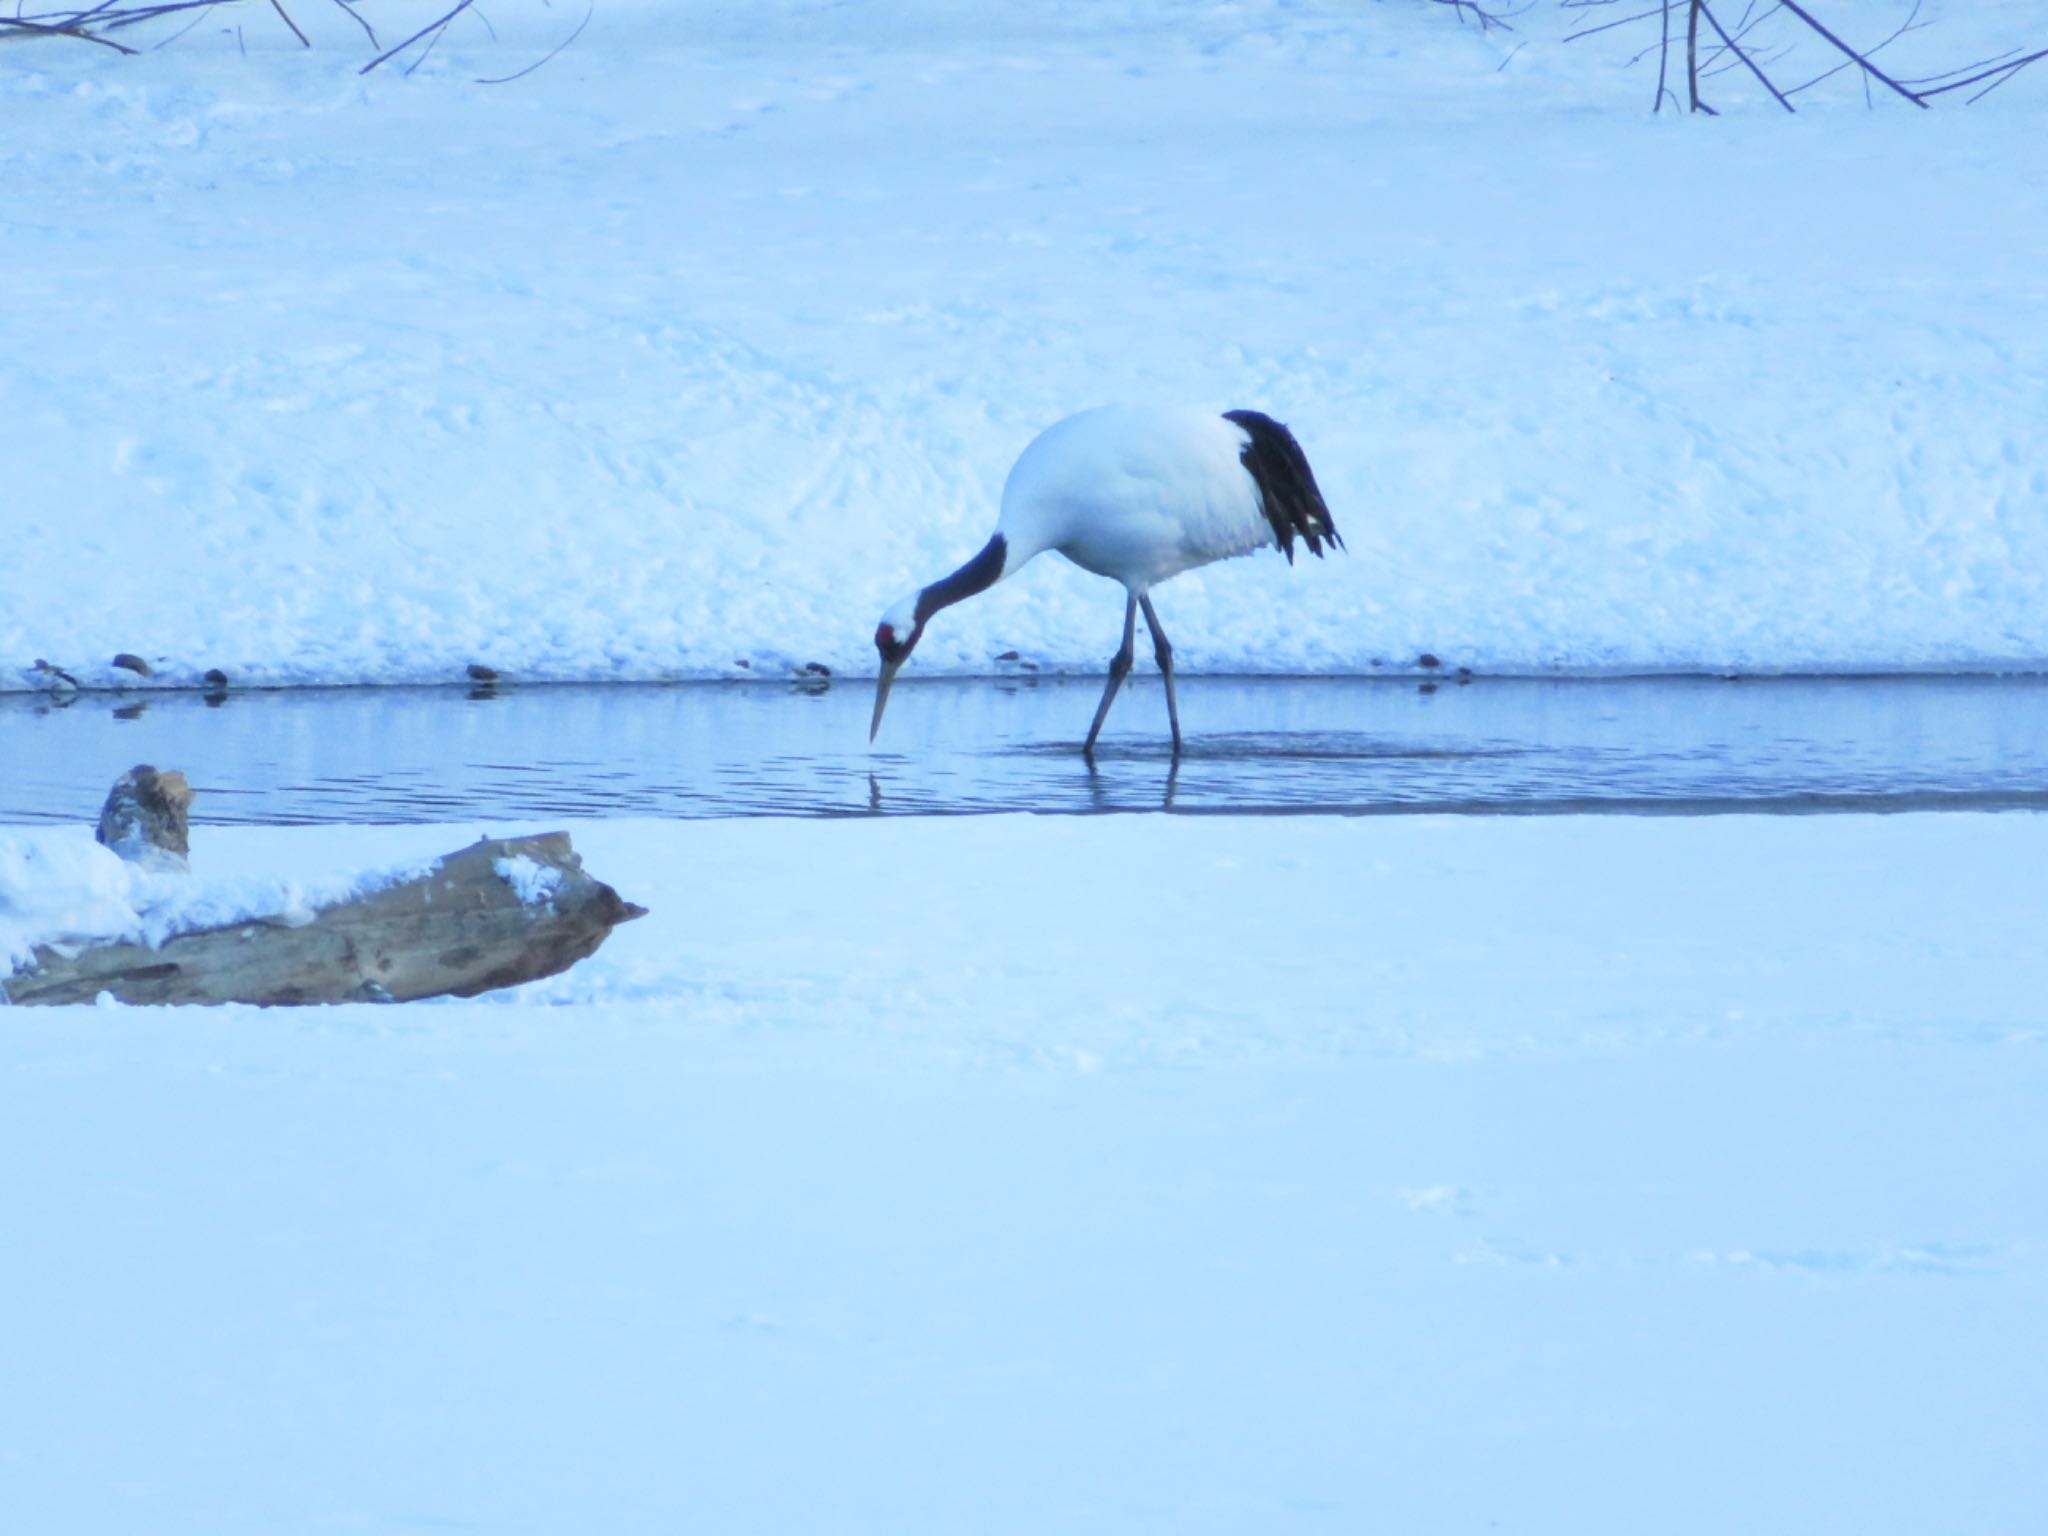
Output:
476 0 591 85
358 0 476 75
1697 1 1795 111
268 0 308 47
0 16 138 52
1772 0 1928 108
328 0 376 46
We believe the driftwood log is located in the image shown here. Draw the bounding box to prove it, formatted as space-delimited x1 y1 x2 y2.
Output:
5 767 646 1007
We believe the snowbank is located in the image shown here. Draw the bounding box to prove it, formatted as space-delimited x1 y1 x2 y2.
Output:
4 1 2045 690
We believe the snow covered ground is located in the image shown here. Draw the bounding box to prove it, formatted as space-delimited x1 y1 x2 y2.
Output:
4 811 2045 1534
5 8 2046 1533
4 0 2046 689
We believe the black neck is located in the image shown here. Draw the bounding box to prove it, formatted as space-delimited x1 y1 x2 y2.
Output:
915 533 1008 627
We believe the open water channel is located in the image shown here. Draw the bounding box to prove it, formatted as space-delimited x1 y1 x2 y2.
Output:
5 673 2047 826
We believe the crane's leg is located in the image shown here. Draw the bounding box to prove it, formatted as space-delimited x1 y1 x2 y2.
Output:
1138 594 1181 756
1083 595 1139 756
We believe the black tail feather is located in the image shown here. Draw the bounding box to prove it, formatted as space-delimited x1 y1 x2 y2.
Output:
1222 409 1342 564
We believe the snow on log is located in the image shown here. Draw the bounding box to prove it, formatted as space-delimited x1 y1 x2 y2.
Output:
4 811 646 1007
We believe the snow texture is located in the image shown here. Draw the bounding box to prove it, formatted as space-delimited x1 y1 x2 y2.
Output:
1 811 2043 1532
3 1 2046 690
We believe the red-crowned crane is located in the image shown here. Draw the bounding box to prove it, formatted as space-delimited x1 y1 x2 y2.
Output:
870 405 1341 756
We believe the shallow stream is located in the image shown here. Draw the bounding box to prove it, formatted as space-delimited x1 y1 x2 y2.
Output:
6 674 2047 826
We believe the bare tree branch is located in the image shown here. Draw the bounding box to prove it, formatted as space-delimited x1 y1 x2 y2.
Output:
476 0 590 86
1686 0 1717 113
1772 0 1928 107
0 16 137 52
2 1 565 80
1783 3 1924 99
1564 5 1669 46
1654 0 1675 111
1697 1 1795 111
268 0 308 48
1925 47 2048 105
329 0 377 46
1431 0 1531 32
1551 0 2043 115
358 0 476 75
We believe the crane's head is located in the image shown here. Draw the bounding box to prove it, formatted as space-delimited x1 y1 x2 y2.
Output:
870 596 924 742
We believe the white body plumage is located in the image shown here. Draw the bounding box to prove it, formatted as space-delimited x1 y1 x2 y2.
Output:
994 406 1279 591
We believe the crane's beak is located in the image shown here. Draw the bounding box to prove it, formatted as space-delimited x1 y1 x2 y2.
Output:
870 658 903 742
